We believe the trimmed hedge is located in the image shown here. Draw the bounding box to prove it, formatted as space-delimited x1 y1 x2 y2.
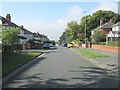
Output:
2 44 22 54
99 41 120 47
106 41 120 47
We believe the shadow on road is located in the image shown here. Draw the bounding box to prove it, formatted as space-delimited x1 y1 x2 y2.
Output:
69 66 118 88
4 66 118 88
3 56 47 87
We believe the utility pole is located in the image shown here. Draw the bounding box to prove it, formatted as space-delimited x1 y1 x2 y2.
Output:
83 11 87 49
66 31 68 44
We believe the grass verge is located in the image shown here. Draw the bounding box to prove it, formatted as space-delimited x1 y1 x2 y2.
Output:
2 51 42 77
72 47 108 58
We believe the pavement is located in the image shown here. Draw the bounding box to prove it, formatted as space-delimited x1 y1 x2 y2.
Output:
72 46 119 79
3 46 118 88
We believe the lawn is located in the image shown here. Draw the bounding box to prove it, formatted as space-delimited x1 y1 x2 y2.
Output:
2 51 42 77
72 47 108 58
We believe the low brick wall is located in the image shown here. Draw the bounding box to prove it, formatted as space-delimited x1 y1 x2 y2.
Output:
74 44 80 47
75 43 120 53
91 45 120 53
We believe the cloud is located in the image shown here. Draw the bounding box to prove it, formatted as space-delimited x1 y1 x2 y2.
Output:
91 2 118 14
14 5 84 41
67 5 84 21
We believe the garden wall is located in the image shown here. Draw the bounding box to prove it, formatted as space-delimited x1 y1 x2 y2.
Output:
81 44 120 53
91 45 120 53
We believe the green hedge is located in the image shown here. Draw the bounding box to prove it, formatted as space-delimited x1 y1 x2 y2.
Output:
2 44 22 54
99 41 120 47
106 41 120 47
72 40 81 44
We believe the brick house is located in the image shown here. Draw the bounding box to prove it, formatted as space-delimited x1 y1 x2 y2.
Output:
91 19 114 43
91 19 114 36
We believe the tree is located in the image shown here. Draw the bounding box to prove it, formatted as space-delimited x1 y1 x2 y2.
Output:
92 29 106 44
1 26 20 45
59 10 120 43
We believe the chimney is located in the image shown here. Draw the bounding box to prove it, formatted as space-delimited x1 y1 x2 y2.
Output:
6 14 11 22
110 19 112 24
21 25 24 29
37 32 39 35
100 19 103 26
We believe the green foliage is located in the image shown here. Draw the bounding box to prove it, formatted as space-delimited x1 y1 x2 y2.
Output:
72 40 81 44
99 42 106 45
92 29 106 44
106 41 120 47
2 44 22 54
2 51 41 76
59 10 120 43
59 21 80 44
1 26 20 45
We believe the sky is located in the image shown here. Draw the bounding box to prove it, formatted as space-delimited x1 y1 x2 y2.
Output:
0 1 119 41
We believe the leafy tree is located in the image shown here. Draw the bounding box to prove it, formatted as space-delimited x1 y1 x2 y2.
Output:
92 29 106 44
0 26 20 45
59 10 120 43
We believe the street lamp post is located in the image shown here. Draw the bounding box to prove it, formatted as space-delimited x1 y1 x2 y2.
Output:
83 11 87 49
66 31 68 44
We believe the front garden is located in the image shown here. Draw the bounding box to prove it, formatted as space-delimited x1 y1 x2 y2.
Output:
2 51 42 77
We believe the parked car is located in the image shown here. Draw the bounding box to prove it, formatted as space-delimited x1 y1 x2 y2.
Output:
43 43 50 49
49 43 54 47
62 43 67 47
67 43 74 48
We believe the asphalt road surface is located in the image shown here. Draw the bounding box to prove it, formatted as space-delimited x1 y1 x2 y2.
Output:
3 46 118 88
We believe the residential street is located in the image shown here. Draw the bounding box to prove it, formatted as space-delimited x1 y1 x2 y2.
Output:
3 46 118 88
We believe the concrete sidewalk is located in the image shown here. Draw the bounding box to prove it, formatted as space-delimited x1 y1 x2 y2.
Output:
76 47 119 79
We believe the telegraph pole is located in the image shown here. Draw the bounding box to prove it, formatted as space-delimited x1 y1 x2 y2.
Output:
83 11 87 49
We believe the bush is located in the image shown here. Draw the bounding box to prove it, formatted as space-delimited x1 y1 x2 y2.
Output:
72 40 81 44
106 41 120 47
99 42 106 45
2 44 22 54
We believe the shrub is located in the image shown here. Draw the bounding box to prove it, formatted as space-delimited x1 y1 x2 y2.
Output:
106 41 120 47
2 44 22 54
99 42 106 45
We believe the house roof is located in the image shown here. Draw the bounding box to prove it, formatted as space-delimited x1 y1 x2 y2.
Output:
94 22 114 30
100 22 114 29
112 22 120 27
0 16 33 35
22 28 33 34
33 33 43 38
1 16 18 27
